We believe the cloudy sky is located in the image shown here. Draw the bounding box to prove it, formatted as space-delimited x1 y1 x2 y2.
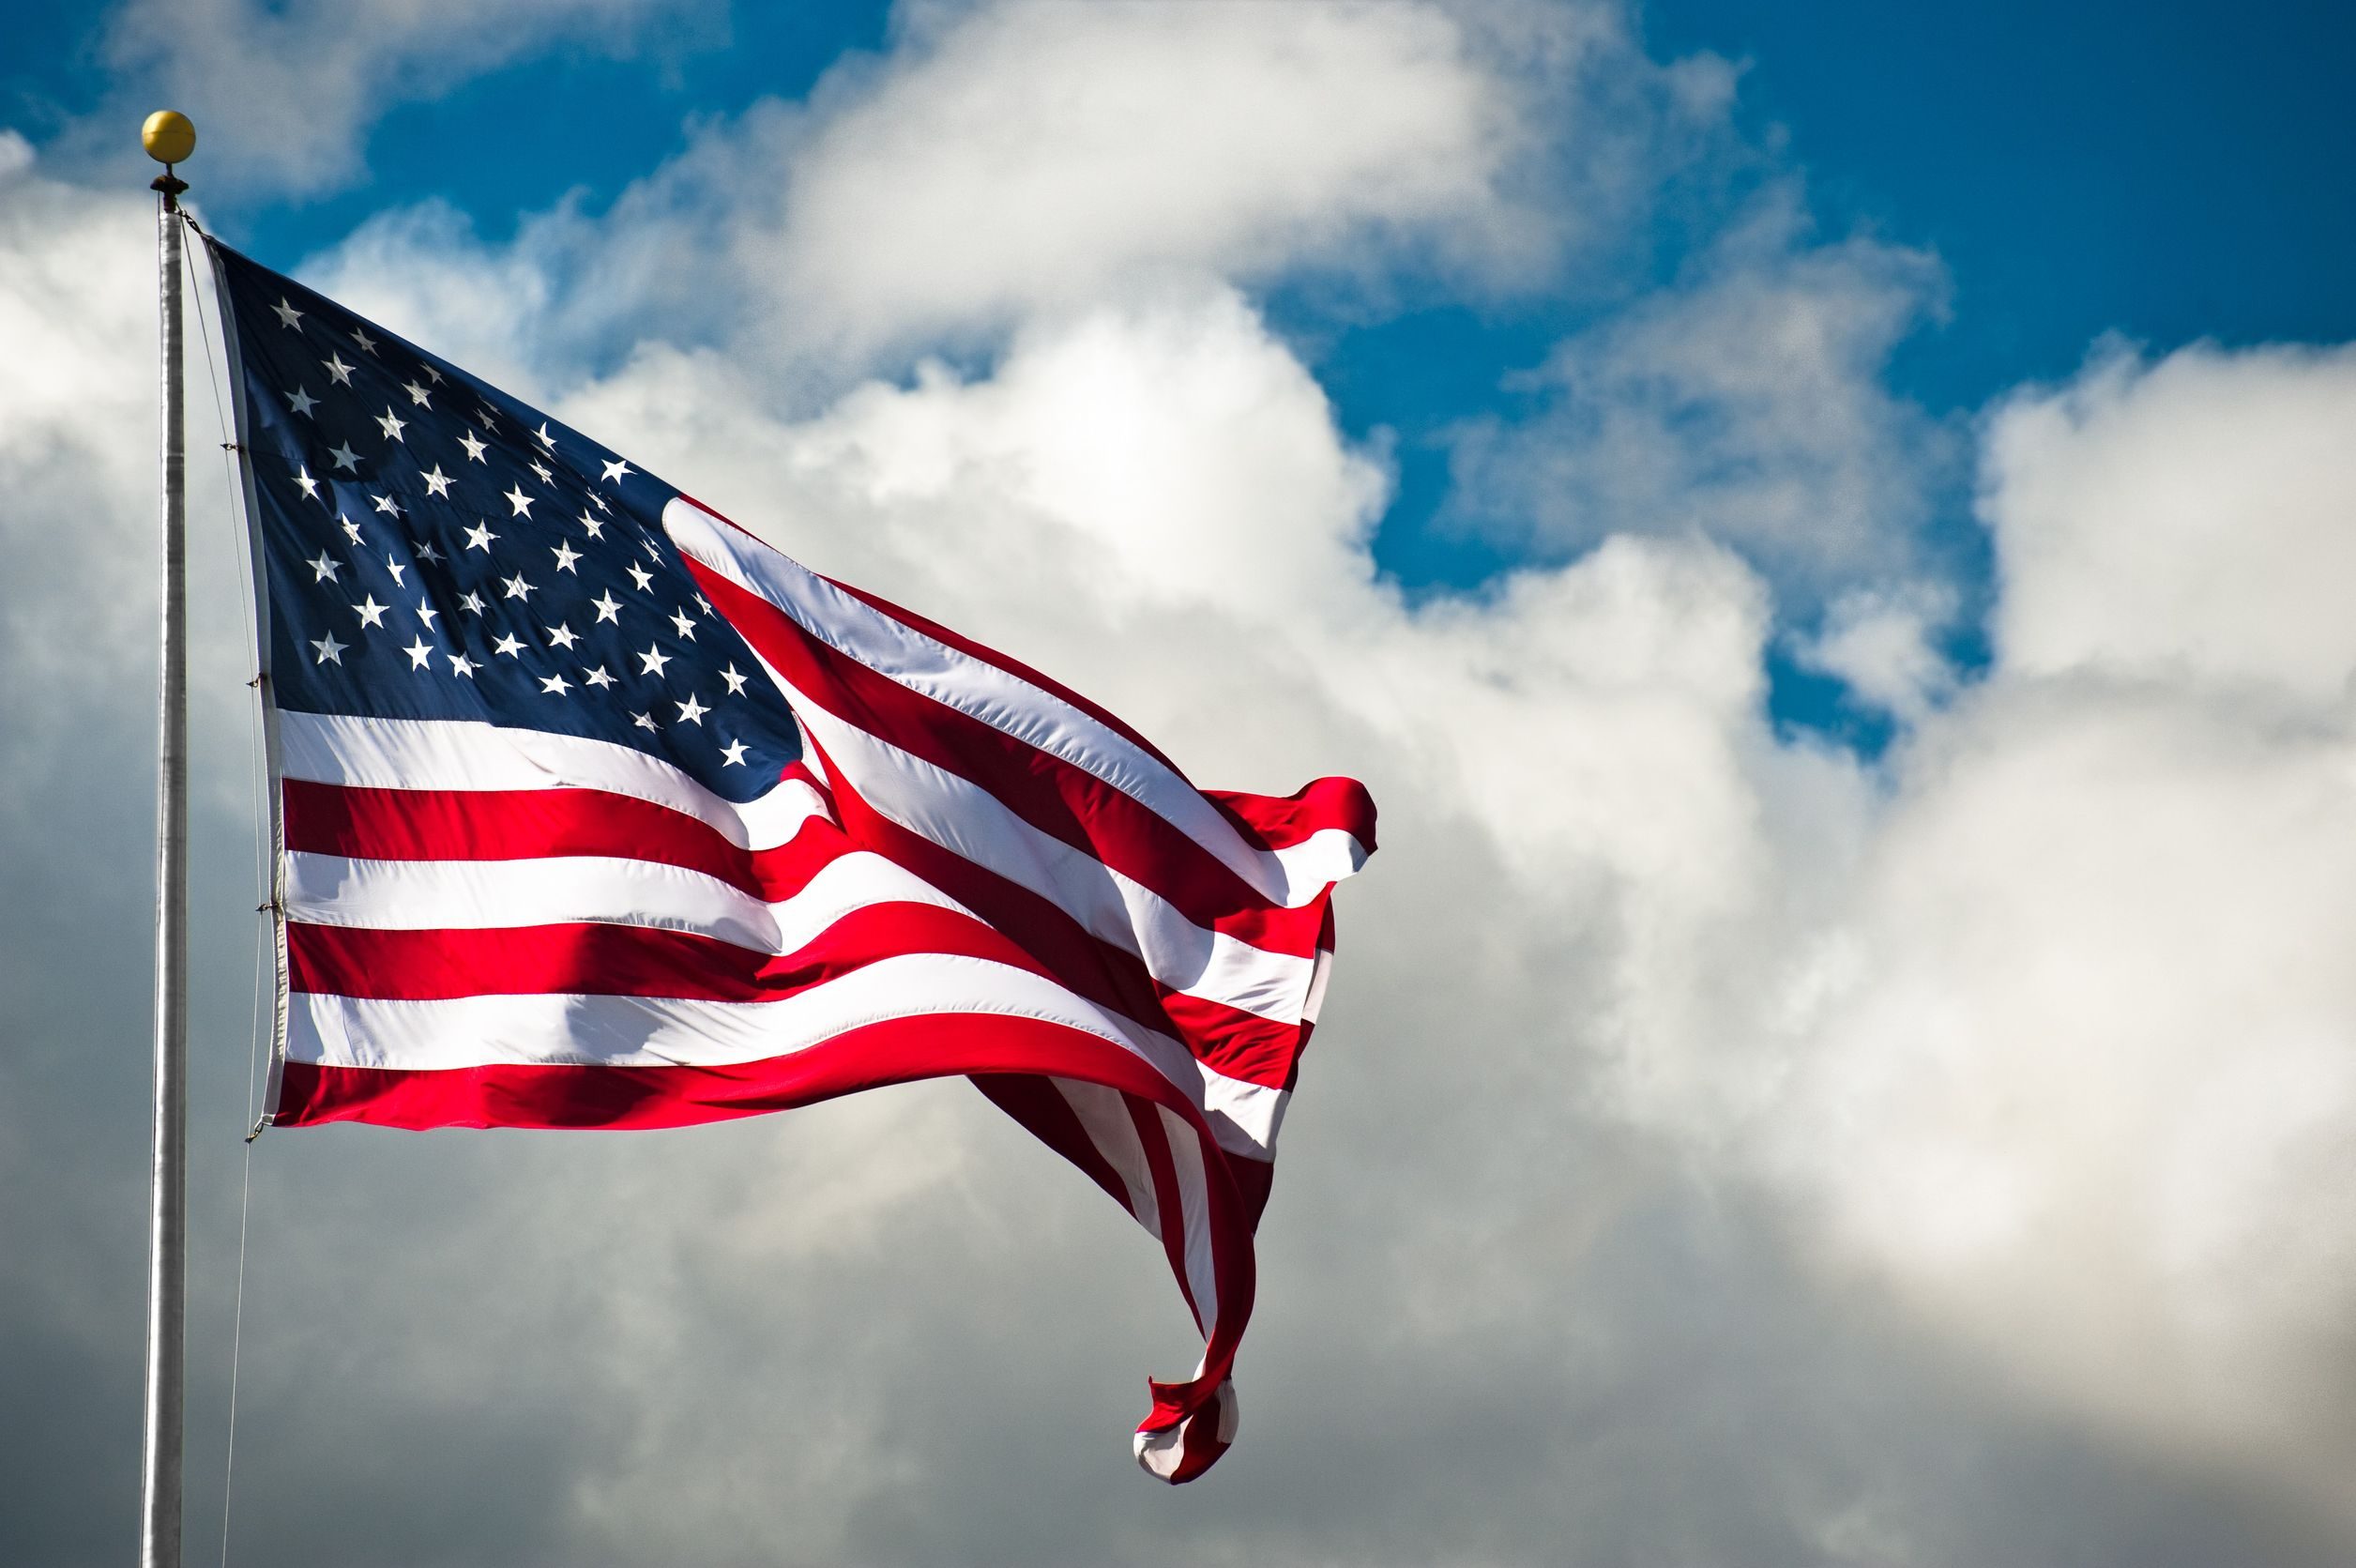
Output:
6 1 2356 1563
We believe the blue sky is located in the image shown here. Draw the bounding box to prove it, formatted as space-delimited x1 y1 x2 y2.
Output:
7 5 2356 1565
15 0 2336 750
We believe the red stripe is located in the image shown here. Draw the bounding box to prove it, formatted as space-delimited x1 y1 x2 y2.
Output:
810 735 1312 1093
1206 778 1377 856
694 562 1330 955
287 902 1041 1002
283 779 843 904
276 1005 1257 1481
968 1073 1136 1214
277 1011 1195 1130
819 573 1189 776
1128 1094 1203 1333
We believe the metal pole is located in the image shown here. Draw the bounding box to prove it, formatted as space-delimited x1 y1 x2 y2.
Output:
140 109 194 1568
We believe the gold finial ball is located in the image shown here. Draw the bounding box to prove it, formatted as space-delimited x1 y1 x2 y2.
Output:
142 111 196 165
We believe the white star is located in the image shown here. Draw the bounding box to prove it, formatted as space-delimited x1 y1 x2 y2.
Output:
675 694 707 725
403 636 433 670
476 405 500 430
637 646 671 677
669 608 697 640
590 591 621 624
721 663 748 695
415 601 438 630
540 673 571 697
502 574 535 601
600 457 632 484
643 537 661 560
583 665 616 690
492 633 524 658
372 492 402 516
458 430 488 464
578 510 604 540
459 591 486 615
504 484 534 518
350 327 379 355
528 459 553 484
550 542 581 574
375 407 407 443
271 297 304 330
420 465 452 498
587 492 611 513
533 420 556 450
632 711 657 733
352 595 387 629
327 441 360 473
626 563 654 592
545 622 580 650
311 632 344 665
448 652 479 677
340 515 362 545
403 380 433 407
292 465 319 501
720 739 748 767
463 522 497 552
386 556 407 587
323 353 354 386
284 387 317 418
309 552 340 584
422 364 443 384
694 593 712 613
417 540 444 565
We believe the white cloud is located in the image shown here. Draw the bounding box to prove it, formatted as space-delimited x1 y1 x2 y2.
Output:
1986 340 2356 702
1753 343 2356 1512
752 0 1548 355
557 290 2356 1533
1797 580 1960 723
280 0 1740 380
1451 189 1954 596
89 0 721 195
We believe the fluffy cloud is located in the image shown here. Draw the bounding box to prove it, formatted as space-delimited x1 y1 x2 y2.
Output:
556 273 2356 1539
765 0 1539 348
283 0 1740 380
87 0 721 195
1762 345 2356 1511
1986 340 2356 701
1451 190 1955 596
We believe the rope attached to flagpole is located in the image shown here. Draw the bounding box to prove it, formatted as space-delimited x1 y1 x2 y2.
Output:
182 204 272 1568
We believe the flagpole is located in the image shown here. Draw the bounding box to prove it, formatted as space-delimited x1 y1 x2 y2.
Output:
140 109 196 1568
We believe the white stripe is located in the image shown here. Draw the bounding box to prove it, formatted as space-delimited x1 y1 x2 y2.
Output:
1053 1078 1160 1234
1134 1421 1190 1479
292 920 1286 1158
665 497 1368 907
293 952 1132 1070
285 846 961 954
279 709 827 852
1159 1103 1221 1334
770 660 1318 1024
1302 945 1334 1026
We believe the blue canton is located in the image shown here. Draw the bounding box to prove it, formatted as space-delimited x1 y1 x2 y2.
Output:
208 239 801 803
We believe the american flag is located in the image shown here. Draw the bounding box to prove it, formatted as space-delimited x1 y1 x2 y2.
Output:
199 233 1376 1482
